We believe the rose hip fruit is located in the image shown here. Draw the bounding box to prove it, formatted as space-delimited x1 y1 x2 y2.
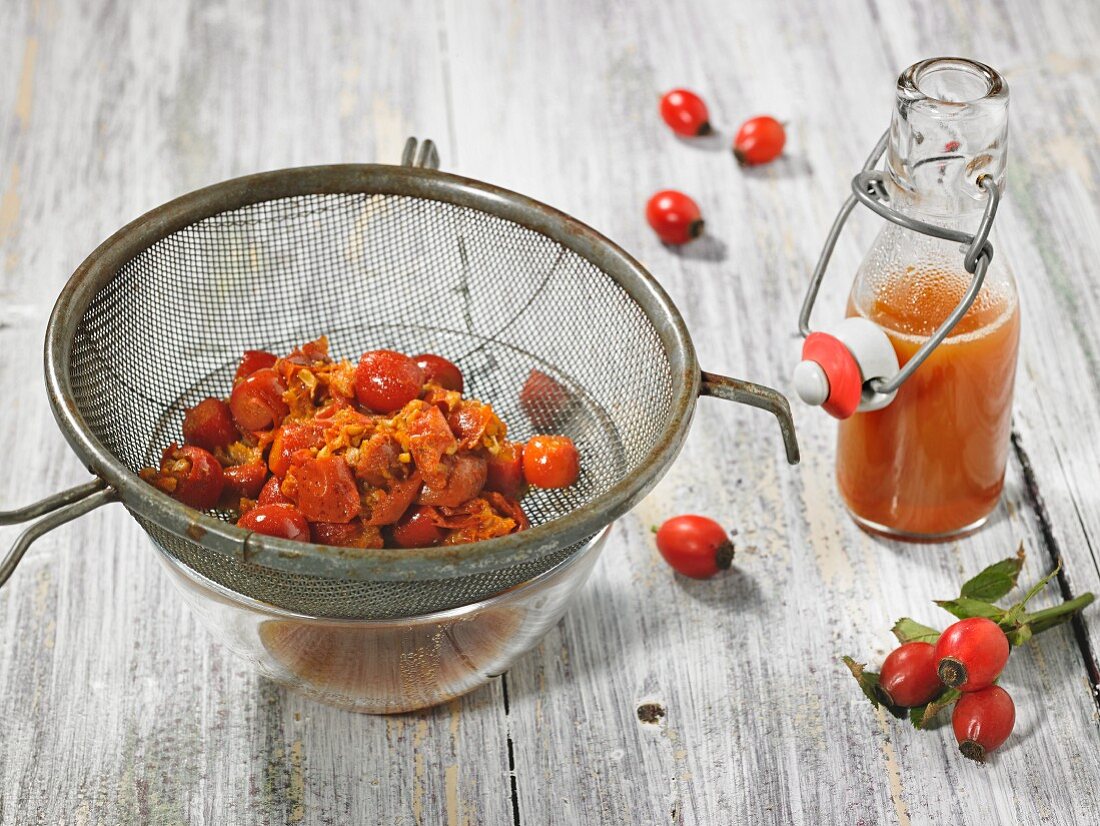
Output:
234 350 278 383
733 115 786 165
645 190 704 246
222 460 268 500
237 503 310 542
934 617 1010 692
229 368 289 432
659 89 711 137
258 475 292 507
485 442 526 500
156 444 225 511
952 685 1015 762
655 515 733 579
413 353 464 392
522 435 579 489
355 350 424 414
877 642 942 708
391 506 445 548
182 397 239 452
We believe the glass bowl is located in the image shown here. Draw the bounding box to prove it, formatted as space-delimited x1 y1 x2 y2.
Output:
152 527 609 713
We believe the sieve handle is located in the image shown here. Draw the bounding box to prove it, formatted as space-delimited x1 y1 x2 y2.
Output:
0 479 116 589
699 372 801 465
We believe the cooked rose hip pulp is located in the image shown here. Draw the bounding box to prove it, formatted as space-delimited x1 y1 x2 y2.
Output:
140 338 581 549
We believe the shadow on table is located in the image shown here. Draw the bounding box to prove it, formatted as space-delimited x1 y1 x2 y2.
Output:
671 564 765 611
739 153 813 180
669 234 727 263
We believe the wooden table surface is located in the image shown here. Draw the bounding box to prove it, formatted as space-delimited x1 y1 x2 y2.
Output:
3 1 1099 823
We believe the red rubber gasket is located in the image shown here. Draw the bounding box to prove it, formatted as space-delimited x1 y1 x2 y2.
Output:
802 332 862 419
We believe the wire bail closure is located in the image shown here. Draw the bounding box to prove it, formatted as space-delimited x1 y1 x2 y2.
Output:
797 130 1001 399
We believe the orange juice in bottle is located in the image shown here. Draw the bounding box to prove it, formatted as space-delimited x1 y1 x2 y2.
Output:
795 58 1018 540
838 266 1020 537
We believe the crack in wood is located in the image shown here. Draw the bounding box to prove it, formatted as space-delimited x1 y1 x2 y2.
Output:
501 674 522 826
1011 429 1100 713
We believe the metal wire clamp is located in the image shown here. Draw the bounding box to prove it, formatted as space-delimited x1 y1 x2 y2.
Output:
797 130 1001 397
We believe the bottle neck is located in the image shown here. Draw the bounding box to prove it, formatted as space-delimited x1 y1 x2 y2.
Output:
886 58 1009 228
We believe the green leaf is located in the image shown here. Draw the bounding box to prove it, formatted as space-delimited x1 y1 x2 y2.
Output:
960 545 1026 601
934 597 1006 622
891 618 940 644
911 688 961 729
842 657 881 709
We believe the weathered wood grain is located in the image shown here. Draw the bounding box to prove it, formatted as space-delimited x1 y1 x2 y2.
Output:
0 2 512 825
2 0 1100 824
446 0 1100 823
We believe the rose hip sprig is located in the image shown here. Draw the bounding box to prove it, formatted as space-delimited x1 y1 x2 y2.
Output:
842 545 1094 761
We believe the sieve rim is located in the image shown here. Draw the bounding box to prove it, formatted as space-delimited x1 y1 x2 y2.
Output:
44 164 699 582
154 525 611 624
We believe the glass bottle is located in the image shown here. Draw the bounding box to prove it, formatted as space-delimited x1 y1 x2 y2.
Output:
836 58 1018 539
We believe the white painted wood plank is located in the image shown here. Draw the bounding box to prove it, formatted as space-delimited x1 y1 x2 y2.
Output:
443 0 1100 823
2 0 1100 824
0 2 513 824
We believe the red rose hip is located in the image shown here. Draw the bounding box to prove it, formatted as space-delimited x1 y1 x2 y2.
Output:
155 444 225 511
878 642 942 707
519 369 571 429
646 190 704 246
355 350 424 413
523 435 579 489
229 368 289 432
413 353 464 392
391 506 445 548
486 442 526 499
934 617 1010 692
659 89 711 137
288 455 361 524
952 685 1015 762
234 349 278 383
222 460 268 499
237 503 310 541
182 397 239 452
655 515 733 579
258 475 292 507
733 115 786 165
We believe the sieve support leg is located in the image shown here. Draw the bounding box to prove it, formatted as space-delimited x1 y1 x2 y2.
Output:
700 372 801 465
0 481 115 589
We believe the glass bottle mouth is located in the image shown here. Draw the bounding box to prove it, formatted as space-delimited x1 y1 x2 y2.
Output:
901 57 1006 107
888 57 1009 214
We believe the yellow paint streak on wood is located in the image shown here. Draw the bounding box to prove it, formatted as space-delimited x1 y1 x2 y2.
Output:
412 719 429 824
33 563 50 617
339 64 360 118
15 38 38 128
1045 52 1093 75
449 698 461 737
1045 133 1092 181
874 706 911 826
801 455 855 587
287 739 305 823
370 96 406 165
0 165 21 243
445 764 460 826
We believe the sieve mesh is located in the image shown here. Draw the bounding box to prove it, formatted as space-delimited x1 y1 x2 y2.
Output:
61 183 682 619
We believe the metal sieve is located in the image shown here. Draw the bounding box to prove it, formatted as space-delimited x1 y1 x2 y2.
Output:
0 138 799 620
